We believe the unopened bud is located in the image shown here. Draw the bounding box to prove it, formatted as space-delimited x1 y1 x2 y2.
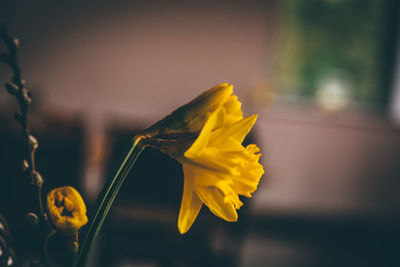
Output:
13 38 20 48
22 160 29 171
31 171 43 187
26 212 39 225
6 254 15 266
29 135 39 151
21 88 31 105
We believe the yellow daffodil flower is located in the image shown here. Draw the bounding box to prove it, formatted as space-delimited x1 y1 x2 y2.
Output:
47 186 88 233
138 83 264 234
175 107 264 234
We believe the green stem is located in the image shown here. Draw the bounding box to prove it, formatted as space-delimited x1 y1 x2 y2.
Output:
43 230 56 266
73 136 145 267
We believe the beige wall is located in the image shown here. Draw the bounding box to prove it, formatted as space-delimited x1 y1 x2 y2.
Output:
0 1 275 121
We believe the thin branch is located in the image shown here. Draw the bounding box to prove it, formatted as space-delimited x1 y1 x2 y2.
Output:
0 25 50 266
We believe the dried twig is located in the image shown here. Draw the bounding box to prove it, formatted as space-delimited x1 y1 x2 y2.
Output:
0 25 50 267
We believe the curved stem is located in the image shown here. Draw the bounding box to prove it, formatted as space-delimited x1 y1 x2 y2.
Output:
43 230 56 267
73 136 145 267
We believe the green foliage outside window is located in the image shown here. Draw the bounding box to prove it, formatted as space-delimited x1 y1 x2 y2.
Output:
275 0 384 106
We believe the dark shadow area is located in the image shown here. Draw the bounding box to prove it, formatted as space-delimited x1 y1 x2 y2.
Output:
0 110 85 266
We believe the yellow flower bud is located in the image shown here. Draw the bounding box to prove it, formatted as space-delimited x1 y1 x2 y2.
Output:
47 186 88 233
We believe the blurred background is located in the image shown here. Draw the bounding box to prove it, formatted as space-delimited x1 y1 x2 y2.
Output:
1 0 400 266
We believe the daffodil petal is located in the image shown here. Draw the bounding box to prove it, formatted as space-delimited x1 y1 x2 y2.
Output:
211 114 257 144
178 165 203 234
185 147 241 175
185 84 233 131
193 83 233 110
184 108 225 158
195 184 238 222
